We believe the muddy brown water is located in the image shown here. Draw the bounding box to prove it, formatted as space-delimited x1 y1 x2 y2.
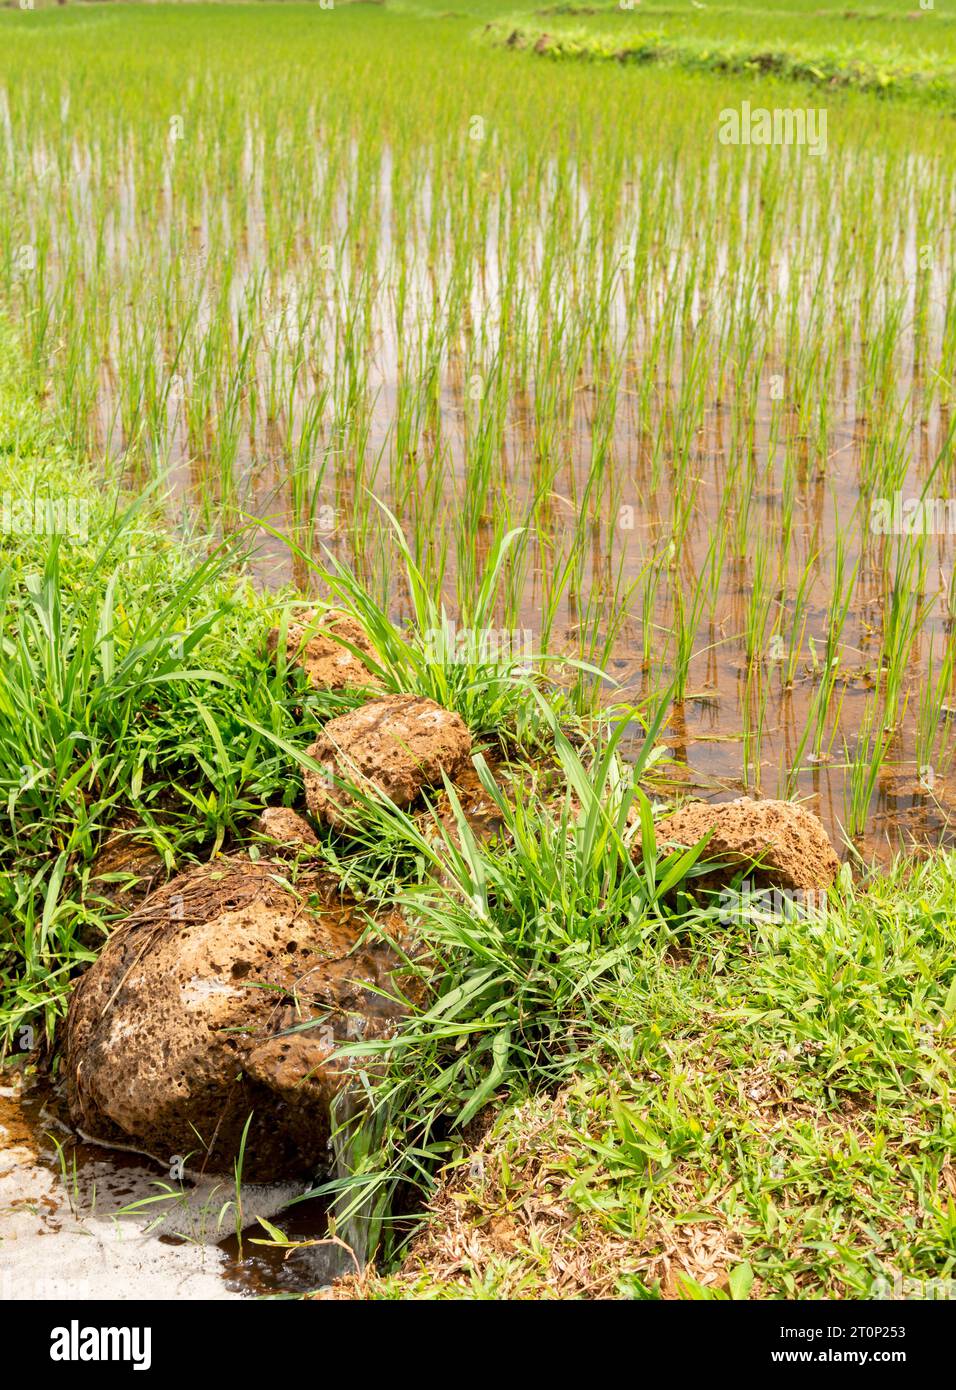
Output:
24 145 956 861
133 324 956 867
0 1079 351 1300
143 384 956 871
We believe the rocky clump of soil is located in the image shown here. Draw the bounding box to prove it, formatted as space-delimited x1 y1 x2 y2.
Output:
266 608 380 691
254 806 320 853
90 816 166 907
65 857 411 1178
653 796 840 893
304 694 473 829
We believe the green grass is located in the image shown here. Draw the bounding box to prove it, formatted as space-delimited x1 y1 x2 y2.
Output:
259 503 572 748
300 700 698 1249
489 1 956 109
343 851 956 1299
490 25 956 108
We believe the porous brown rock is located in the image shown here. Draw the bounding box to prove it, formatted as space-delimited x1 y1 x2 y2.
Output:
253 807 319 853
653 797 840 893
266 608 379 691
90 816 166 905
65 857 411 1178
304 695 473 829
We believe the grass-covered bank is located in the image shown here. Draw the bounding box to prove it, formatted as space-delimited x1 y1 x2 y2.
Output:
1 0 955 1302
330 853 956 1300
485 3 956 109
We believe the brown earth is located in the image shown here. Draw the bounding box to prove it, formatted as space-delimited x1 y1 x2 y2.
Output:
316 1083 745 1301
304 694 473 829
0 1091 36 1155
64 857 413 1178
653 796 841 893
266 608 380 691
253 806 320 852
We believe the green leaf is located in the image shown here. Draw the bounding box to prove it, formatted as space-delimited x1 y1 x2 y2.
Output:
728 1261 754 1301
457 1026 511 1128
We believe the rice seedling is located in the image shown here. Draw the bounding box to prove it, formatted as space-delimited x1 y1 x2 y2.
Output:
0 3 949 852
842 685 896 840
915 635 956 785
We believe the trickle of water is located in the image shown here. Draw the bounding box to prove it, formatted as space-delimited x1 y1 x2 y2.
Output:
324 1086 378 1275
0 1079 341 1300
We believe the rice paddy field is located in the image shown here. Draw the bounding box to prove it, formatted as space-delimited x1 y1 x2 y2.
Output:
1 0 955 1314
3 1 956 854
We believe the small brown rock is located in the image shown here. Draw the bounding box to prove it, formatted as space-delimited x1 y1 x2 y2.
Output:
266 608 379 691
653 797 840 893
253 807 319 852
305 695 473 829
91 818 165 898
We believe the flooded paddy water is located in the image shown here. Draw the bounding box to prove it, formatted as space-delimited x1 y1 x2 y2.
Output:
0 13 950 875
20 137 953 863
